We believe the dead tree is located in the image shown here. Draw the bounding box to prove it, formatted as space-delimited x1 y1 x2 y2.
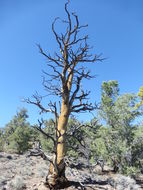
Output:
26 1 102 189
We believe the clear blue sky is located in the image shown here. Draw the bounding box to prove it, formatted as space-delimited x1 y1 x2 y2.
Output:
0 0 143 127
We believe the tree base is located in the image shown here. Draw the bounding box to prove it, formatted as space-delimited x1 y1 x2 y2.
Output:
45 174 68 189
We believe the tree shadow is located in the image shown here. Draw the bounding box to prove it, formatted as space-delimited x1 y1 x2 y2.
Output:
56 178 109 189
83 178 108 185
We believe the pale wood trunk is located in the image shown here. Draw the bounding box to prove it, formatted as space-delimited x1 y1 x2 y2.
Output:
46 102 69 189
46 61 73 188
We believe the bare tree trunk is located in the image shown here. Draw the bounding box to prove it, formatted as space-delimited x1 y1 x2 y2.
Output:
46 102 69 189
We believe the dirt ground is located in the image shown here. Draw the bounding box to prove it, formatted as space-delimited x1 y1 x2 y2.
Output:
0 152 142 190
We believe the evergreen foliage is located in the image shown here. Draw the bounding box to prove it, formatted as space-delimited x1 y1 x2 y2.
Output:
98 81 143 174
1 81 143 176
2 109 32 153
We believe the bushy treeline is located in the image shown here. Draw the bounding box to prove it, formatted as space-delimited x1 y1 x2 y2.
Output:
0 81 143 176
0 109 33 153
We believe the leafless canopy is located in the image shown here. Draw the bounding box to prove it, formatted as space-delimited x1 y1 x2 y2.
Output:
25 1 102 159
26 2 101 111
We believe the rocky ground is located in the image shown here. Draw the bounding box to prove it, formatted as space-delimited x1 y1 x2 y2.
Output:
0 151 143 190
